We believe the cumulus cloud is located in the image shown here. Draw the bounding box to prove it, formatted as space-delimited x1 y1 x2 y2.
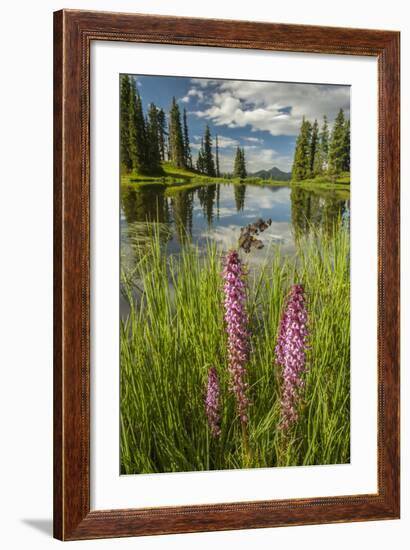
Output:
181 87 204 103
215 135 240 148
243 136 263 144
189 79 350 136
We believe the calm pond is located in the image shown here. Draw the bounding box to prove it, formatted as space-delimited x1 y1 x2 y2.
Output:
120 182 350 318
121 182 350 263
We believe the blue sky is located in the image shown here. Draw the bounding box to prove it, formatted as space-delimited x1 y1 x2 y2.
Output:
130 74 350 173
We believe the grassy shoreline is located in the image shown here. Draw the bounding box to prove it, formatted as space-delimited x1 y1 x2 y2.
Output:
121 162 350 192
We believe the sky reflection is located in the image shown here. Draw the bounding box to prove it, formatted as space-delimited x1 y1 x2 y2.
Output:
121 182 349 267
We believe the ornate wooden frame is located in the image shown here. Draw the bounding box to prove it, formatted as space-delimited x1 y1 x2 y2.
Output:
53 9 400 540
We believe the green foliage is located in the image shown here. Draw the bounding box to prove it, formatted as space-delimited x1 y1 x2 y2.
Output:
328 109 349 175
146 103 162 174
341 119 350 172
292 117 312 181
233 147 247 179
215 135 220 178
120 75 132 171
169 97 185 168
120 75 350 187
196 126 217 177
157 108 167 162
310 119 319 175
320 115 330 166
292 111 350 181
120 84 193 176
196 138 205 173
313 115 329 176
123 78 149 174
203 125 216 176
183 108 192 169
120 224 350 473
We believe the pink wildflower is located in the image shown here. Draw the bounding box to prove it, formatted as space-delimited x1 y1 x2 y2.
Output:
205 367 221 437
223 250 250 425
276 284 309 431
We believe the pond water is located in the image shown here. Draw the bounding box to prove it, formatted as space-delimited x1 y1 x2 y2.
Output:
121 182 350 267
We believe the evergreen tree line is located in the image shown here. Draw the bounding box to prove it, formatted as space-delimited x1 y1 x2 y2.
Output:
121 74 229 177
291 109 350 181
120 75 166 175
120 75 193 174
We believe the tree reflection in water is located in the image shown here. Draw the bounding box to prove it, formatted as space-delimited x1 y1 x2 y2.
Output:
121 182 350 257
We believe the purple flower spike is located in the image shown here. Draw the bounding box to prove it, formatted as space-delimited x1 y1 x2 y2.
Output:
205 367 221 437
223 250 250 425
275 284 309 431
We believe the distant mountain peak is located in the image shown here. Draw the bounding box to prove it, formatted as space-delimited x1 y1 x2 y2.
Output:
251 166 291 181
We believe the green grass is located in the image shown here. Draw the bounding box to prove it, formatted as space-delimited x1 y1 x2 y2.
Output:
120 223 350 474
121 162 350 192
121 161 289 188
121 161 227 187
290 171 350 191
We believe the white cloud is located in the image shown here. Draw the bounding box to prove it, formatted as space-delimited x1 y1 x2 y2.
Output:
243 136 263 144
215 135 240 148
181 87 204 103
191 80 350 136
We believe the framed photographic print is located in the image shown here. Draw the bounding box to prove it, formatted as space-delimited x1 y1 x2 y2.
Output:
54 9 400 540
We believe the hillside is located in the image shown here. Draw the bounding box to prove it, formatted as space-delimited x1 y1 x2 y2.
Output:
251 166 291 181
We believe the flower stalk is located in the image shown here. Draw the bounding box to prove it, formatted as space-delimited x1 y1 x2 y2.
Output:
275 284 309 432
205 367 221 438
222 250 250 426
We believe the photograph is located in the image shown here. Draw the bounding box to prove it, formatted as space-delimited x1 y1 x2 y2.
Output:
47 5 400 541
119 74 351 475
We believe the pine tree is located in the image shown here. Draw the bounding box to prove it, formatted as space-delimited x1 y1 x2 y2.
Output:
196 151 202 172
157 108 167 162
320 115 329 170
233 147 241 178
291 117 312 181
196 138 204 173
169 97 185 168
203 125 216 176
310 119 319 176
215 135 220 177
146 103 161 173
127 89 138 171
120 74 132 171
240 148 247 178
328 109 346 174
341 119 350 172
233 147 247 179
128 78 147 173
313 115 330 175
182 108 192 168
